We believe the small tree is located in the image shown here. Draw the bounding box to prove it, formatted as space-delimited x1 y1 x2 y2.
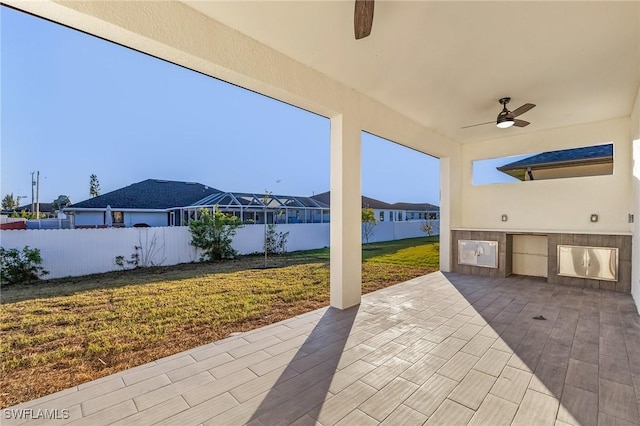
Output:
362 207 378 244
188 206 243 261
89 174 101 197
265 223 290 255
1 193 18 210
421 220 434 236
52 195 71 214
0 246 49 286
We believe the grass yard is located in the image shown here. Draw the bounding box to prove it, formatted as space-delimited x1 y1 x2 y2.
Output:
0 236 439 408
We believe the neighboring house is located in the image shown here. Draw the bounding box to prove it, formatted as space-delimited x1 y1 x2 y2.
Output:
2 203 56 218
392 202 440 221
311 191 440 223
497 144 613 181
64 179 330 228
64 179 221 228
63 180 438 228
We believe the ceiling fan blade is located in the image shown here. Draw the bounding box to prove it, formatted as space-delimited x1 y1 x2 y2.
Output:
511 103 536 118
513 119 530 127
461 121 494 129
354 0 374 39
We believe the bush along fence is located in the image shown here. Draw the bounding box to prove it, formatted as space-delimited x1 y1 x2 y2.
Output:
0 220 439 280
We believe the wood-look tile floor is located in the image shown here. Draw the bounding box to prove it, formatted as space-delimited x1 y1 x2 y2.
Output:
5 272 640 425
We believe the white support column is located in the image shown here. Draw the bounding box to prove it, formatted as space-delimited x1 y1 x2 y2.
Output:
439 157 454 272
330 114 362 309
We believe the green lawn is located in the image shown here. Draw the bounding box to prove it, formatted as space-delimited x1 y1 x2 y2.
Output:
0 236 439 408
289 236 439 265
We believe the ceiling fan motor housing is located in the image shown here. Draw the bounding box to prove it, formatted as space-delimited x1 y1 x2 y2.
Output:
497 98 514 127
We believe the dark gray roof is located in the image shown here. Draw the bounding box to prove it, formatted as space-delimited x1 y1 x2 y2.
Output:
391 202 439 211
312 191 392 209
498 144 613 171
67 179 221 210
2 203 54 214
15 203 54 212
360 195 393 210
311 191 438 211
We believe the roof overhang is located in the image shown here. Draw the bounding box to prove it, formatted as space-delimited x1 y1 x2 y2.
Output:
497 155 614 173
63 208 170 213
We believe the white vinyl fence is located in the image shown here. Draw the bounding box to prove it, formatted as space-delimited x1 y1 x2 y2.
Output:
0 221 438 279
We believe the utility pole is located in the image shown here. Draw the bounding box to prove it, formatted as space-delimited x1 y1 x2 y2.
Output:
30 171 36 214
36 171 40 218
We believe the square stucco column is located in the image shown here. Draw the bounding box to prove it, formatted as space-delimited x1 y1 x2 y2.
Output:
330 114 362 309
439 157 455 272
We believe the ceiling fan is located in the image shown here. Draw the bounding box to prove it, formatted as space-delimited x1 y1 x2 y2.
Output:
462 98 536 129
354 0 374 39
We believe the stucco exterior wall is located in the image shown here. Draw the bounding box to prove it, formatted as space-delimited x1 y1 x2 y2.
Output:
125 212 168 227
72 211 104 227
631 85 640 309
461 117 633 234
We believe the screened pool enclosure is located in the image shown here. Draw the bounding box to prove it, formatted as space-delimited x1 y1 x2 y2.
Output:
172 191 330 226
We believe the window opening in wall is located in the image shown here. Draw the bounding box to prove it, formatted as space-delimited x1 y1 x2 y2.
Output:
112 211 124 224
361 131 441 245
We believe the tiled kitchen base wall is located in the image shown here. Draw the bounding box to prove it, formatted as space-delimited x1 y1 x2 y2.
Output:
547 233 632 293
451 230 632 293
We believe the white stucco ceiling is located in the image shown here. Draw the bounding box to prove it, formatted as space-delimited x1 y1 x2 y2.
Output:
183 0 639 144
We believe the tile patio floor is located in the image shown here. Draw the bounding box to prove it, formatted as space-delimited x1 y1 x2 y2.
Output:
5 272 640 425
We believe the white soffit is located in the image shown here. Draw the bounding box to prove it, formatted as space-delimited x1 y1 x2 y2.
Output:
183 1 640 144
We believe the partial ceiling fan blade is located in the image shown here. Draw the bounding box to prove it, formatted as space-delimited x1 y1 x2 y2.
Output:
354 0 374 39
513 119 530 127
461 121 494 129
511 103 536 118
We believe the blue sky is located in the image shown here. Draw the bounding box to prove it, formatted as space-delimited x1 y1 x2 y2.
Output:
2 6 445 206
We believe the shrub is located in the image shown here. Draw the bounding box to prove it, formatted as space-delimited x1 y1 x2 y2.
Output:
0 246 49 286
421 220 434 236
265 223 289 255
188 207 243 261
114 230 167 269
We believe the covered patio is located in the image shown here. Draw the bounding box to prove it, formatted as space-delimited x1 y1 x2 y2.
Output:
5 272 639 425
5 1 638 305
3 1 639 424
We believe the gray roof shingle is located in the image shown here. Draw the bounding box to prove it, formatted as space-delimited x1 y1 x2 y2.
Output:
68 179 221 210
311 191 439 211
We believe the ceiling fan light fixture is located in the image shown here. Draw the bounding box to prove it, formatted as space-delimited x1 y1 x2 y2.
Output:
461 97 535 130
496 116 514 128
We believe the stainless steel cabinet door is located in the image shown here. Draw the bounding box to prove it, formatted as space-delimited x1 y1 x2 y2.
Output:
557 245 618 281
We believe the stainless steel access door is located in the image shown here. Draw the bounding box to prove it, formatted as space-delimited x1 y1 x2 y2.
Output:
557 245 618 281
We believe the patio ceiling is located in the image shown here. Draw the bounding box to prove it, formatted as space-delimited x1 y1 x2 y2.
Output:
183 1 640 144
